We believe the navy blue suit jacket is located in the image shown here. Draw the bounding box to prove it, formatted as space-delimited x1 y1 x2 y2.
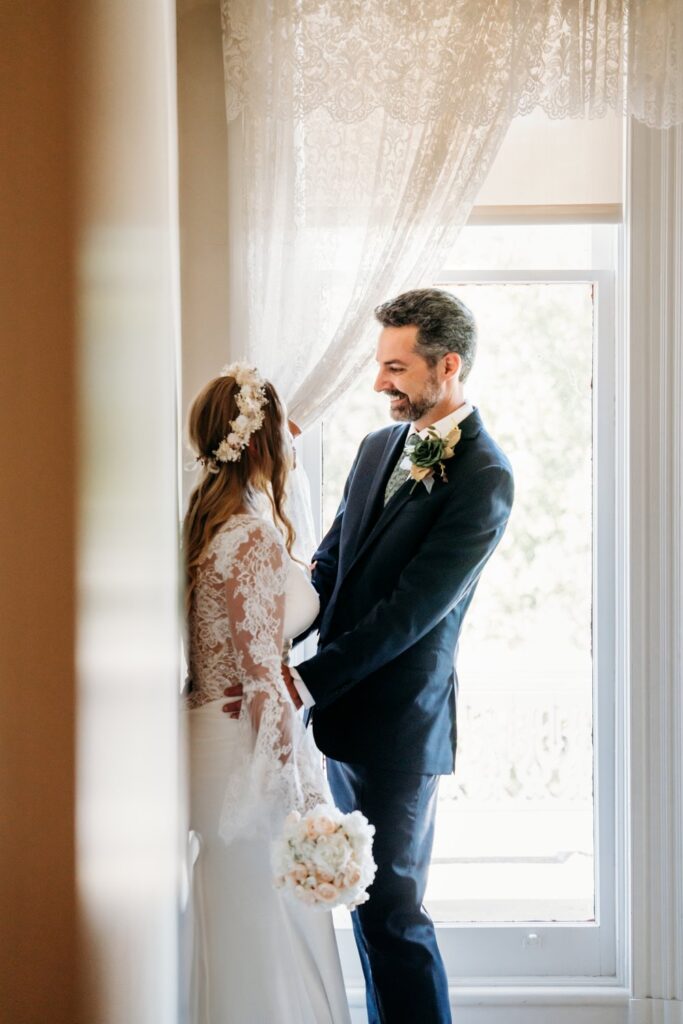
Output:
296 408 514 775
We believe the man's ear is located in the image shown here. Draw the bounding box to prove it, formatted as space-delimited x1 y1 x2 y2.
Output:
442 352 462 380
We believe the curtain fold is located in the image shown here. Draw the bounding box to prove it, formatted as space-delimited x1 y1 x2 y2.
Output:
628 0 683 128
220 0 683 425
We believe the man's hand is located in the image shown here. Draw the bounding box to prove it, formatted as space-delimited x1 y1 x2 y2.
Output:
222 684 243 718
281 664 303 710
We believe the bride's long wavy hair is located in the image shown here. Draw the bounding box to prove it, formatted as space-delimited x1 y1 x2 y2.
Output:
183 373 296 613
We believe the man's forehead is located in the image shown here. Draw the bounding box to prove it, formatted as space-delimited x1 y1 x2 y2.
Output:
376 324 419 361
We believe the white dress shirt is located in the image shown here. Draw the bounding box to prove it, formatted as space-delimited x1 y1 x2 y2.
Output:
409 401 474 447
290 400 474 709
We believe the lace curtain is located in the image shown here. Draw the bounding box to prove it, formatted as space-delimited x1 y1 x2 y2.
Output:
222 0 683 426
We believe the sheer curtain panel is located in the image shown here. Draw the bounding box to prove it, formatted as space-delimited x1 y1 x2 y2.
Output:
220 0 683 425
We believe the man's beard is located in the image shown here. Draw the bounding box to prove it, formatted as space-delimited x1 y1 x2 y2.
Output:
384 373 440 422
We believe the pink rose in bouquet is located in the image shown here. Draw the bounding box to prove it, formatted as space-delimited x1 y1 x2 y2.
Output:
272 804 376 911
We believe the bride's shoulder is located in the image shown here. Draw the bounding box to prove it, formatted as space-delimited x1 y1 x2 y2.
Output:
209 513 285 561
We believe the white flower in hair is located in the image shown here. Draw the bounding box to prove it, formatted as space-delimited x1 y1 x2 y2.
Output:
207 363 268 467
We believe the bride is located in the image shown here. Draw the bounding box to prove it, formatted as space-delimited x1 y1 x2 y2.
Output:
184 364 351 1024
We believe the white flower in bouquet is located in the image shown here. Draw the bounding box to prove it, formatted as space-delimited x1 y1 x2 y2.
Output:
272 804 376 911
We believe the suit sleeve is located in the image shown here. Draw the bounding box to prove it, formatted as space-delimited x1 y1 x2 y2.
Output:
296 464 513 710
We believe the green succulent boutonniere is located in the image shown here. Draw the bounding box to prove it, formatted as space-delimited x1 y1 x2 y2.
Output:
404 424 462 493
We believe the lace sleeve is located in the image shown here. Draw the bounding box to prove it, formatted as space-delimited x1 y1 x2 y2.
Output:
212 519 330 844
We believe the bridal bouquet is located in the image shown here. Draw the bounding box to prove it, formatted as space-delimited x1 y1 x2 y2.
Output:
272 804 376 911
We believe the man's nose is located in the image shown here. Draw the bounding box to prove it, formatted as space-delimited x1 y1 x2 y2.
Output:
373 370 388 393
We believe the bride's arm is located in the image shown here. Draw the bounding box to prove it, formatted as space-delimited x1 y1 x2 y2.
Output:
215 521 329 841
221 522 292 743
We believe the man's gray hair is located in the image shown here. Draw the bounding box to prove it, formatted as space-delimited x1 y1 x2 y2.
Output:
374 288 477 380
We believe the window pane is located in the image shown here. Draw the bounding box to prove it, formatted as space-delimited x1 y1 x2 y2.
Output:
322 278 594 925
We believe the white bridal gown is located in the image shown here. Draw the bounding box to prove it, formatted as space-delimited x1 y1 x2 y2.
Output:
186 513 350 1024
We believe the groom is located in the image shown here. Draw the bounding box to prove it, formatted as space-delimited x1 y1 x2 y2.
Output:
284 288 514 1023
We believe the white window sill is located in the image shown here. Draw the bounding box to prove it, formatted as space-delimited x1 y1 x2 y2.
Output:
347 985 632 1024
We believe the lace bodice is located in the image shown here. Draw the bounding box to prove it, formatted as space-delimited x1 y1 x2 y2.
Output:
187 514 318 707
186 513 328 843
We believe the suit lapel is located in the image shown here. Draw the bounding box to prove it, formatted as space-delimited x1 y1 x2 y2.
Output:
354 423 410 549
350 480 415 570
343 424 413 577
346 408 484 575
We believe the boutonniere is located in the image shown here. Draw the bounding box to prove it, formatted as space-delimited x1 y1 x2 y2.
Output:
403 424 462 493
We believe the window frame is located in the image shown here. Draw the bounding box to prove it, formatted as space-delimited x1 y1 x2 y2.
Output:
300 222 628 997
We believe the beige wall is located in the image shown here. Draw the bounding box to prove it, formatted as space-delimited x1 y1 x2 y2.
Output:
0 5 78 1022
177 0 231 433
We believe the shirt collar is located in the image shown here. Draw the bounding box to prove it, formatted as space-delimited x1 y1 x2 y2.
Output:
411 401 474 440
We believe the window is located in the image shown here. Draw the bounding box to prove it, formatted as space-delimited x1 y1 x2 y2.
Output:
302 222 623 986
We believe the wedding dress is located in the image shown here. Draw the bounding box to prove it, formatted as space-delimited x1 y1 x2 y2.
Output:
186 513 350 1024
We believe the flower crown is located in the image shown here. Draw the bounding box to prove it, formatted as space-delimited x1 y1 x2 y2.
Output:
201 363 269 471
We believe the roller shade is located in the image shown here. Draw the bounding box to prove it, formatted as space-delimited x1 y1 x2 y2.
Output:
471 108 624 222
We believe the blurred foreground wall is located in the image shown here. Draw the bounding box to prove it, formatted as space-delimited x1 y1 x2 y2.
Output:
0 3 182 1022
0 5 77 1020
